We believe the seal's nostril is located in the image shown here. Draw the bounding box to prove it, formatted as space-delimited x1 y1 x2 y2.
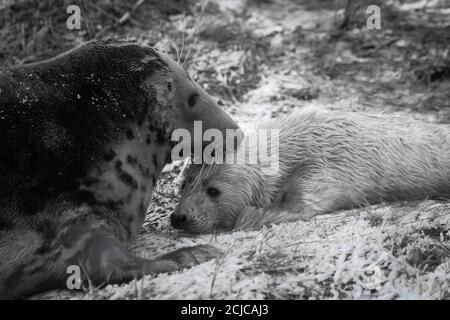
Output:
170 214 179 228
187 93 199 108
171 213 188 229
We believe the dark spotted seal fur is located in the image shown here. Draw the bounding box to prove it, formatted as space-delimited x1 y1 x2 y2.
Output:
173 109 450 233
0 40 241 298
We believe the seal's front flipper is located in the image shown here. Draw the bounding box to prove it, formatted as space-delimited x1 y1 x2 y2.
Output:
69 230 222 288
69 230 149 286
115 245 223 277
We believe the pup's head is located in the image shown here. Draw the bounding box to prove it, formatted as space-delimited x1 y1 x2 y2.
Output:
171 163 268 234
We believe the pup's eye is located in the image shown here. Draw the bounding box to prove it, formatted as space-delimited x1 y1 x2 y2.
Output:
167 81 173 91
187 93 199 108
206 187 220 197
181 181 186 190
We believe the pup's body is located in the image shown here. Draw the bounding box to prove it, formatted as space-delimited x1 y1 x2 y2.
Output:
0 40 240 298
173 110 450 234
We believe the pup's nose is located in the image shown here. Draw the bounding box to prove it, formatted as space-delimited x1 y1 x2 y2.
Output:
171 213 188 229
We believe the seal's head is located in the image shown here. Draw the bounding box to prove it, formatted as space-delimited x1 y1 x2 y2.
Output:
171 163 271 234
139 45 241 141
57 39 242 147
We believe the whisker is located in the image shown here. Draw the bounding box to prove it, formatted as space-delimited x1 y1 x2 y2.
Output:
182 44 190 67
170 40 180 63
179 31 185 65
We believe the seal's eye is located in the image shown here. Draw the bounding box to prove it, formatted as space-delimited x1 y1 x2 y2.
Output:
167 81 173 91
206 187 220 198
181 181 186 190
187 93 199 108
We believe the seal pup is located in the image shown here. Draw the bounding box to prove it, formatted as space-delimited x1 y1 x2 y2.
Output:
0 39 241 298
172 109 450 233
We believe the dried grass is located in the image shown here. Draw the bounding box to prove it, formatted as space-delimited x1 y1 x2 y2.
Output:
0 0 193 66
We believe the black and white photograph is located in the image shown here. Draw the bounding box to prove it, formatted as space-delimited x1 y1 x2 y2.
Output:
0 0 449 304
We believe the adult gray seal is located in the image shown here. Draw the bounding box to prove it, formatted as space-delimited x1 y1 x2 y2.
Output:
0 40 241 298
